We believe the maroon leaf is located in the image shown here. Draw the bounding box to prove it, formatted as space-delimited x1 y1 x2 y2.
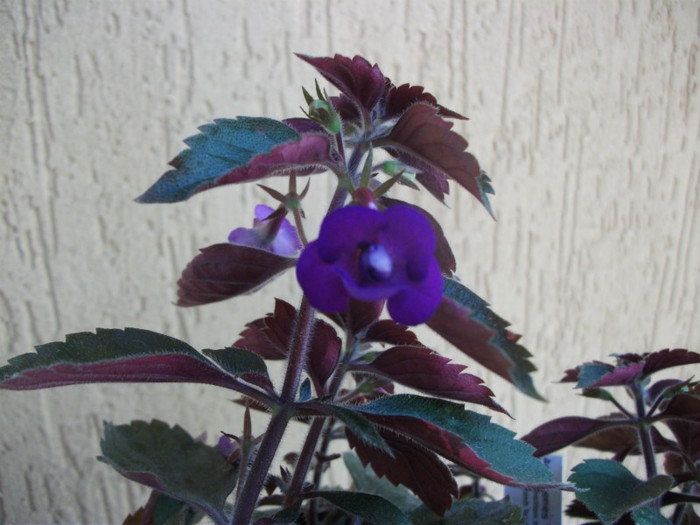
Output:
384 82 466 121
642 348 700 376
363 320 419 346
0 328 252 391
376 103 490 214
521 416 629 457
296 54 386 121
323 298 385 336
234 299 341 392
574 423 675 461
358 346 505 414
347 427 458 516
427 277 541 399
176 244 296 307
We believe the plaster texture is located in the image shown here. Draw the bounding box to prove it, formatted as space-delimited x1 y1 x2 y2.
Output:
1 0 698 522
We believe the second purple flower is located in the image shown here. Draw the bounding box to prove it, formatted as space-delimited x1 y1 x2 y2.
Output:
296 205 443 325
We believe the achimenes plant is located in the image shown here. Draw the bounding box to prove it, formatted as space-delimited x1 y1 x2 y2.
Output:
2 54 563 524
523 349 700 525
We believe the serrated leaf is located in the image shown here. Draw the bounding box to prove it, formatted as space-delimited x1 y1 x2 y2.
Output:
568 459 673 525
521 416 630 457
359 345 505 413
427 277 541 399
347 426 458 516
353 395 558 488
137 118 301 203
234 299 341 392
176 244 296 307
343 452 421 512
99 420 237 522
376 103 491 214
313 490 413 525
315 402 391 455
409 497 524 525
0 328 242 391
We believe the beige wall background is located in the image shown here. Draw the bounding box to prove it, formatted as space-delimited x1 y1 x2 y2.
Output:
1 0 698 522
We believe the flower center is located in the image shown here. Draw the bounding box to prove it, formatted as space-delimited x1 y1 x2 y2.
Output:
358 242 393 281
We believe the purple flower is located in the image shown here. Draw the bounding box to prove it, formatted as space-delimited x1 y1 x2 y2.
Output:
296 205 443 325
228 204 301 256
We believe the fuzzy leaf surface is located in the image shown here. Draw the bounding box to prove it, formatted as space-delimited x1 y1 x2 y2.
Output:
99 420 237 522
568 459 673 525
313 491 412 525
137 117 301 203
352 394 557 487
347 425 458 516
0 328 246 390
427 277 540 398
360 345 504 413
376 103 491 213
176 244 296 306
343 452 421 512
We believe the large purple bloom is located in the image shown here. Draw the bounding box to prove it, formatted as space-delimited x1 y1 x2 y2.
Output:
296 205 443 325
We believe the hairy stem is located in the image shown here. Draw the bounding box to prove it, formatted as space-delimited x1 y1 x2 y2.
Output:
634 386 657 479
231 297 316 525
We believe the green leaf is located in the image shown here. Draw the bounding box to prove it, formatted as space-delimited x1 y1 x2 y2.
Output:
313 490 413 525
318 403 392 456
0 328 244 391
202 347 269 380
409 497 524 525
99 420 237 522
631 505 672 525
136 117 300 203
356 394 555 486
568 459 673 525
343 452 421 512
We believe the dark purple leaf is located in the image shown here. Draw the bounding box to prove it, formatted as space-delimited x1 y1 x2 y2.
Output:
376 103 492 215
347 427 458 516
358 346 505 413
642 348 700 376
136 118 301 203
176 244 296 307
427 277 541 399
0 328 261 391
384 82 466 121
364 320 419 346
324 298 385 336
521 416 629 457
234 299 341 392
296 53 386 122
663 385 700 464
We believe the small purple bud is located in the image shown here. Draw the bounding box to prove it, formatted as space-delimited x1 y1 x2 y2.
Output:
358 242 392 281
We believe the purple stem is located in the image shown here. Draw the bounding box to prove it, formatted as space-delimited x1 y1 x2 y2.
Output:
231 296 316 525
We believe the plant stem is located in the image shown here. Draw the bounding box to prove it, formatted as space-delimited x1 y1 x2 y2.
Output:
231 296 316 525
633 385 657 479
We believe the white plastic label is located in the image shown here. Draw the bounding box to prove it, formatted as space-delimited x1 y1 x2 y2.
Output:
504 454 563 525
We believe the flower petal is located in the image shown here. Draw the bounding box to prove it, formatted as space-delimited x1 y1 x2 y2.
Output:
296 241 349 312
316 206 385 263
386 259 443 325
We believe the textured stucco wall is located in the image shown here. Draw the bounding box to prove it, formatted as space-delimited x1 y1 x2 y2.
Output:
1 0 698 522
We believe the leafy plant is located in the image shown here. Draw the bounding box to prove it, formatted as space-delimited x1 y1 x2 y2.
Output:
523 349 700 525
1 53 566 524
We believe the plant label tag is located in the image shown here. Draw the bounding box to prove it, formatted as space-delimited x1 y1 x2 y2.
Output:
504 454 563 525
